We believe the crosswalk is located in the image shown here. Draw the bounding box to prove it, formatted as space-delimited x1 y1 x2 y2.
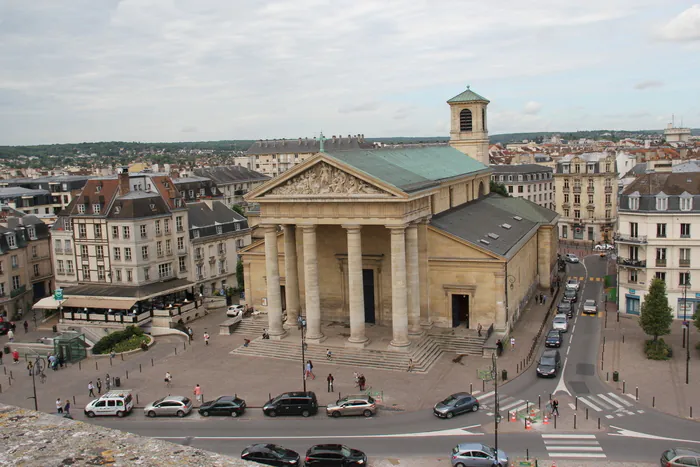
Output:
576 392 643 419
543 434 606 459
473 390 531 416
567 276 604 282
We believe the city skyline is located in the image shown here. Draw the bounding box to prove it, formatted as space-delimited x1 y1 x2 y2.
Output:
1 1 699 145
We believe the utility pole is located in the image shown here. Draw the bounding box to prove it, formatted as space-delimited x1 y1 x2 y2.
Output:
28 360 38 411
492 353 499 453
685 282 691 385
299 316 307 392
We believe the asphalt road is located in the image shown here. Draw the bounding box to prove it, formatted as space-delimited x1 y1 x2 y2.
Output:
76 254 700 464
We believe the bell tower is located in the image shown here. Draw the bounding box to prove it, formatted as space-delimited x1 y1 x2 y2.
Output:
448 86 490 165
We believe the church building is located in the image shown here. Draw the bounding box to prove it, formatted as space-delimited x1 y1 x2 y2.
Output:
239 88 559 351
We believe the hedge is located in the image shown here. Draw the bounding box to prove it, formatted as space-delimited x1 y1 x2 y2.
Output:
644 338 672 360
92 325 145 354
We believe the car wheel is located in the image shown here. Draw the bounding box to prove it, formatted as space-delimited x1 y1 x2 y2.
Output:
301 410 310 418
147 411 157 418
230 411 238 417
363 409 373 417
201 411 209 417
86 411 95 418
176 410 185 418
332 411 341 418
455 463 466 467
446 411 454 419
116 411 125 418
472 404 479 412
267 410 277 417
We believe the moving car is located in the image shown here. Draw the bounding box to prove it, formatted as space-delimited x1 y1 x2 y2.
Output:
583 299 598 315
563 288 578 303
226 304 245 320
199 395 246 417
84 390 134 418
552 314 569 333
564 253 579 263
144 395 193 418
451 443 509 467
326 394 377 418
594 243 614 251
434 392 479 419
536 349 561 378
545 330 562 348
557 301 573 318
0 322 10 335
305 444 367 466
241 443 301 466
566 278 580 290
263 391 318 417
660 448 700 467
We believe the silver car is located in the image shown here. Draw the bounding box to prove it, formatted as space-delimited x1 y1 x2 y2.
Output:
326 395 377 418
552 314 568 332
451 443 508 467
144 395 193 418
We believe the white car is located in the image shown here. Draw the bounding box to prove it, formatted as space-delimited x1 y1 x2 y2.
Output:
583 299 598 315
564 253 580 263
566 278 580 291
594 243 614 251
226 305 245 321
552 314 569 333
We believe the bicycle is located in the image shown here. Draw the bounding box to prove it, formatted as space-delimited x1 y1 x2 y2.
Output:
33 356 47 384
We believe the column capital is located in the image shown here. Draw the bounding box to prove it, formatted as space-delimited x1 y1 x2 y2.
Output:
386 224 408 233
341 224 363 232
494 270 506 278
300 224 317 233
262 224 279 233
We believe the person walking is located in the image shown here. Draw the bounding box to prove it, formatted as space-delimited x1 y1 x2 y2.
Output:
7 329 14 342
165 372 172 388
193 384 202 403
187 327 193 342
477 323 483 337
12 349 19 364
358 374 366 391
23 320 29 333
56 398 63 414
306 360 315 380
327 373 334 392
88 381 95 398
96 378 102 394
105 374 111 391
552 399 560 416
326 349 332 360
407 359 414 372
203 332 210 346
510 337 515 351
64 399 71 416
27 361 33 376
496 339 504 356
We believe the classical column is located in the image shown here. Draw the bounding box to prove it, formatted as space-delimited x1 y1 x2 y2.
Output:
418 218 432 327
388 225 410 347
344 225 368 346
263 225 286 339
495 270 507 332
406 223 422 335
302 225 324 342
283 225 300 325
537 226 553 289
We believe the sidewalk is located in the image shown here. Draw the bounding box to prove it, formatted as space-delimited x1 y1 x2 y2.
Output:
599 303 700 420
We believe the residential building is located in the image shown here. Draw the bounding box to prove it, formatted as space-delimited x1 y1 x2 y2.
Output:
0 187 53 216
664 122 691 144
554 152 618 243
616 172 700 318
0 175 91 214
172 175 221 203
490 165 554 209
193 166 270 206
0 207 53 320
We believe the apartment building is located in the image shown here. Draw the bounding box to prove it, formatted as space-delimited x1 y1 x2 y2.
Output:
0 187 53 216
490 164 554 209
0 207 53 320
172 175 221 203
616 172 700 318
554 152 618 243
193 166 269 205
0 175 91 215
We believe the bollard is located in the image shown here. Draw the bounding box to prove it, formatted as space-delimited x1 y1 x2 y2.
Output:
623 380 626 393
469 383 473 394
184 342 186 351
95 361 99 371
554 414 557 429
617 311 620 322
607 372 609 382
151 358 154 367
586 408 589 420
73 395 76 404
482 379 485 392
636 387 639 401
126 370 129 380
139 363 142 373
174 347 177 355
121 353 124 361
598 417 600 429
603 336 606 345
8 376 11 386
538 395 541 410
269 393 272 401
691 406 693 419
136 394 140 405
653 396 655 408
574 414 577 429
526 449 529 460
9 370 12 380
575 397 578 411
110 357 113 367
78 361 81 371
0 383 2 393
3 366 5 375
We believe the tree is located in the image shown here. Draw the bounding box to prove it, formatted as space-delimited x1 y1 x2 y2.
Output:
490 180 509 197
231 204 246 217
236 259 244 290
639 278 673 341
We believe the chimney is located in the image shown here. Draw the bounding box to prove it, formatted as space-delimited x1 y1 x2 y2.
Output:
118 172 130 196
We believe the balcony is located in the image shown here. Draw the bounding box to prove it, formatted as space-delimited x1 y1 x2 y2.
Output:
10 285 27 298
562 186 570 192
587 186 595 193
614 234 647 244
587 204 595 210
656 259 667 267
561 202 570 209
54 248 63 254
177 246 188 255
155 230 163 237
680 259 691 268
605 186 612 193
573 186 581 193
617 257 646 268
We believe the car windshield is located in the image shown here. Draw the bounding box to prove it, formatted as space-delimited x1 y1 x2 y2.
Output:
153 397 165 405
554 317 566 323
441 395 459 406
268 445 289 457
340 446 352 457
481 445 495 457
547 332 559 339
585 300 595 306
567 280 577 285
540 357 556 366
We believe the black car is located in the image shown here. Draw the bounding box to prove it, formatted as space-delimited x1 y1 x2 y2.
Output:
536 349 561 378
305 444 367 466
563 288 577 303
433 392 479 419
241 443 300 466
199 395 246 417
556 301 572 317
0 321 11 335
545 330 562 348
263 391 318 417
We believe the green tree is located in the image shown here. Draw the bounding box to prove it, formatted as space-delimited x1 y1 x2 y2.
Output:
639 278 673 341
231 204 246 217
490 180 509 197
236 258 244 290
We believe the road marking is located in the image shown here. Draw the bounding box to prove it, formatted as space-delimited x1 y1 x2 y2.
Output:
542 434 597 439
596 393 623 409
543 434 606 459
606 414 614 419
606 392 633 407
549 453 607 458
547 447 603 452
544 440 601 445
566 347 570 356
609 426 700 445
567 403 576 410
637 410 645 414
476 390 495 402
577 396 603 412
625 393 636 400
587 395 613 410
500 399 526 411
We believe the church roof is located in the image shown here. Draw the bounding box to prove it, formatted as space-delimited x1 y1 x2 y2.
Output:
480 195 559 225
326 146 489 193
447 87 490 104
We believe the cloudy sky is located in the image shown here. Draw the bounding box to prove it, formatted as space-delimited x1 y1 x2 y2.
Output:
1 1 699 145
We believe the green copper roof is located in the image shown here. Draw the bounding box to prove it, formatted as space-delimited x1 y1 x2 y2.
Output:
481 195 558 224
447 86 490 104
326 146 489 193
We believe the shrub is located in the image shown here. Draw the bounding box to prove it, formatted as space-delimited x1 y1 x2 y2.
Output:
112 334 150 353
644 338 671 360
92 325 145 354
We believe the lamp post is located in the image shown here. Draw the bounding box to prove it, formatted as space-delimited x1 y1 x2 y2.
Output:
684 282 691 385
682 284 688 349
298 315 307 392
491 353 500 454
27 358 41 411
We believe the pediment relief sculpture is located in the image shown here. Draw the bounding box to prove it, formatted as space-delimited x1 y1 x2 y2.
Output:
269 162 384 196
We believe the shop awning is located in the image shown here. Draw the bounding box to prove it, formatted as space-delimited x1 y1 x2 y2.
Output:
32 296 67 310
62 297 138 311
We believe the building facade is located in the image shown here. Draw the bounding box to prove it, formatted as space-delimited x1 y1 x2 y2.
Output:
448 86 490 166
554 153 618 243
616 172 700 319
193 166 270 206
0 175 91 215
172 175 221 203
490 165 554 209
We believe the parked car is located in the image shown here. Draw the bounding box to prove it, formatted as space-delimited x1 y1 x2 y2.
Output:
84 390 134 418
536 349 562 378
566 278 580 290
305 444 367 466
660 447 700 467
583 299 598 315
263 391 318 417
594 243 614 251
563 288 578 303
434 392 479 419
565 253 579 263
451 443 509 467
144 395 193 418
0 322 10 335
557 301 573 318
326 394 377 418
226 305 245 320
545 330 562 348
241 443 301 466
199 395 246 417
552 314 569 333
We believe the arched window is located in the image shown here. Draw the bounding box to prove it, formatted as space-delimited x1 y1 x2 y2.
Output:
478 181 485 197
482 108 487 131
460 109 473 132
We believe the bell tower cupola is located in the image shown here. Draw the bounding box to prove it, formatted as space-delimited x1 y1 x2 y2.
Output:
447 85 490 165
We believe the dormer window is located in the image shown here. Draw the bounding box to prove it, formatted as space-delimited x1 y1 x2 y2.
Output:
114 206 121 214
518 175 523 181
655 193 668 211
164 181 169 188
6 234 16 248
200 188 206 196
216 225 222 235
680 192 693 212
174 199 181 208
93 204 101 214
562 164 570 174
77 204 86 214
96 185 102 193
27 226 36 239
193 229 200 239
150 203 156 211
587 164 595 173
628 193 640 210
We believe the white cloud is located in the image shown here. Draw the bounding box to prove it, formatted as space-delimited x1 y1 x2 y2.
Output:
657 5 700 42
634 80 664 90
523 101 543 115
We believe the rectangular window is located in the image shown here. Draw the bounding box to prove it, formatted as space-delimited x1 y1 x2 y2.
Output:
144 267 150 281
113 247 121 260
115 269 122 281
141 246 149 260
94 224 102 237
574 194 581 204
164 219 171 234
681 223 691 238
656 197 668 211
605 194 611 204
680 196 692 211
564 209 570 217
176 217 183 232
96 245 104 259
657 224 667 238
157 241 163 257
80 245 89 257
235 223 240 231
629 197 639 210
112 226 119 239
179 257 187 272
218 243 225 254
655 271 666 282
31 245 37 258
12 275 21 290
155 220 161 235
166 239 172 254
126 269 133 282
124 247 132 261
57 260 65 274
93 204 101 214
78 224 87 238
629 270 637 283
158 263 172 278
680 248 691 267
122 226 130 239
11 255 17 268
33 264 39 277
630 222 639 238
518 185 524 193
27 226 36 239
54 239 61 252
656 248 667 267
564 193 569 203
588 194 594 204
82 265 90 281
680 272 691 286
77 204 86 214
574 210 581 219
140 224 147 238
177 237 184 250
66 260 74 274
97 265 105 281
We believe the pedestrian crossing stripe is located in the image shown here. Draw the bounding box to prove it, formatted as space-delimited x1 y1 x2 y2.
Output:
588 277 602 282
542 434 606 459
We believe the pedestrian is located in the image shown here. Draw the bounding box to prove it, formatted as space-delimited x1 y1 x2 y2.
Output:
48 354 57 371
243 338 250 347
110 349 116 359
306 360 315 380
10 321 15 332
203 332 210 346
358 374 366 391
543 294 547 304
354 372 360 388
477 323 483 337
193 384 202 403
552 399 560 416
407 358 414 372
165 371 172 387
0 350 3 365
550 286 554 295
96 378 102 394
12 349 19 364
88 381 95 397
327 373 334 392
56 398 63 414
27 361 33 376
64 399 71 416
187 327 193 342
23 320 29 333
496 339 504 356
7 329 14 342
105 373 111 391
326 349 332 360
58 354 65 368
510 337 515 351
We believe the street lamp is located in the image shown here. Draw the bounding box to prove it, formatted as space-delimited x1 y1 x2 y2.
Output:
298 315 307 392
683 281 691 385
682 284 689 349
491 353 500 454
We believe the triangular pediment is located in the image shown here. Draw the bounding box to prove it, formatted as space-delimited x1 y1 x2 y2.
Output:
246 155 404 201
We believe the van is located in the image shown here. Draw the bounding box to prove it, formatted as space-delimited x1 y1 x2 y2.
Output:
84 390 134 418
263 391 318 417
